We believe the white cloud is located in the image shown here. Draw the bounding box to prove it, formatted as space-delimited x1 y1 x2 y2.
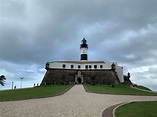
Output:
130 66 150 73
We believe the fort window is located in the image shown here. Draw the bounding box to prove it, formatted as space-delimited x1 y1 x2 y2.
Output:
100 65 103 68
85 65 88 69
78 65 81 69
62 64 66 69
89 65 92 69
71 65 74 69
94 65 97 69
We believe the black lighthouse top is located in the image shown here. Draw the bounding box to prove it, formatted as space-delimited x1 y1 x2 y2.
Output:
80 38 88 48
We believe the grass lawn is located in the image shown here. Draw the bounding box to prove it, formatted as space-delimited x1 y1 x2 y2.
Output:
84 84 157 96
136 85 152 91
115 101 157 117
0 84 73 101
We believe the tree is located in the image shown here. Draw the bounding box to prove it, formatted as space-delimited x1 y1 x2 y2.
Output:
0 75 6 86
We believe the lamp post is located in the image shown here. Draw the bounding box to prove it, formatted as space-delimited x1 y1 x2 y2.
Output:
12 81 14 89
20 77 24 88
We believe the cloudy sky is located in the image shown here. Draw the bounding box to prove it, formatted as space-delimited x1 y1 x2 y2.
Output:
0 0 157 91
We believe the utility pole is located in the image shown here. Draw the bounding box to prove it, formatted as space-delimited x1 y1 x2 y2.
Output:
12 81 14 89
20 77 24 88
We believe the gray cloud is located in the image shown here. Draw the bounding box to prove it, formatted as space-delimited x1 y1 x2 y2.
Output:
0 0 157 91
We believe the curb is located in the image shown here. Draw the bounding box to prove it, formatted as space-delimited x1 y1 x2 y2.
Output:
112 102 128 117
102 103 121 117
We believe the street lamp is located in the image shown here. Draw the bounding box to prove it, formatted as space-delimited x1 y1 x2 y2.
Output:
12 81 14 89
20 77 24 88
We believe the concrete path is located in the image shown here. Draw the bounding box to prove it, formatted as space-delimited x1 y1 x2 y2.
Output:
0 85 157 117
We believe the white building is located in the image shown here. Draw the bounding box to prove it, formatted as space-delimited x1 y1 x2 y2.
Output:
43 38 124 84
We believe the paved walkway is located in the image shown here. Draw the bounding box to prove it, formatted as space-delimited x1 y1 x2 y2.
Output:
0 85 157 117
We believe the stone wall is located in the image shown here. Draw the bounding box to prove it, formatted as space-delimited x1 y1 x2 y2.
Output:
81 70 119 84
123 75 132 85
41 68 120 85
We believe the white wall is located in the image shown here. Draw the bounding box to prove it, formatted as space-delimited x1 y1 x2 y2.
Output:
115 65 124 83
48 61 124 82
49 61 112 70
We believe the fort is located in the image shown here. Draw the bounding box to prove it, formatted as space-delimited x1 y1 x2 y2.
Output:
41 38 131 85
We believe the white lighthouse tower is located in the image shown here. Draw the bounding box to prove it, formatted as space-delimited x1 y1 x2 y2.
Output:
80 38 88 61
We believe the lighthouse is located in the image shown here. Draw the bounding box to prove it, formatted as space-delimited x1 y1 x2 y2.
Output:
80 38 88 61
41 37 126 86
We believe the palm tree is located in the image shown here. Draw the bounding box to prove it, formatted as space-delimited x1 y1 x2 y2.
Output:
0 75 6 86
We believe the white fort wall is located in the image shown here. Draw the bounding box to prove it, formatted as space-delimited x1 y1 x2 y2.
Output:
49 61 111 70
115 65 124 82
48 61 124 83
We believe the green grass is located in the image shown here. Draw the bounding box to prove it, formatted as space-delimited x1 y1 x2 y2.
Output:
0 84 73 101
137 85 152 91
84 84 157 96
115 101 157 117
